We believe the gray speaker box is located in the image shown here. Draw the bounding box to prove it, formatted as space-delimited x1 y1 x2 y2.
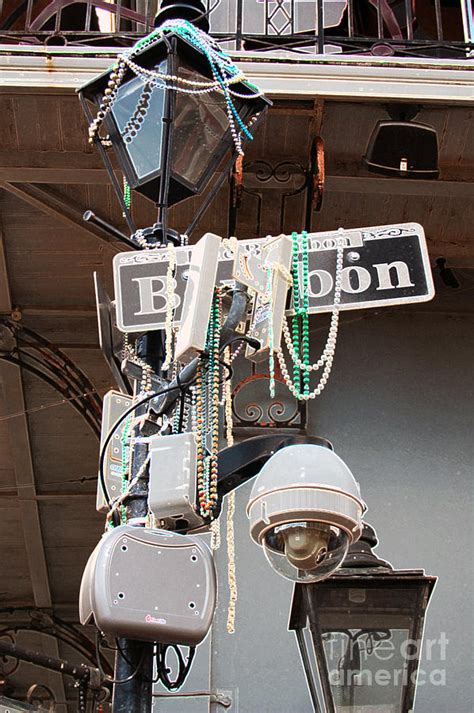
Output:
79 525 216 645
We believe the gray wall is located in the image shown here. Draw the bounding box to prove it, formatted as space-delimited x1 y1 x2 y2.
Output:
156 270 474 713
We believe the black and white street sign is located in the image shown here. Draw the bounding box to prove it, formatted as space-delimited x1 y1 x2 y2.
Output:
113 223 434 333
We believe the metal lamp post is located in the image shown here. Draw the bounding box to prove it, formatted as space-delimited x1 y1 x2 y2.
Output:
75 5 272 712
289 523 437 713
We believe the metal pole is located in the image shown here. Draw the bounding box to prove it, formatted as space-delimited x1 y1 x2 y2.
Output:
316 0 324 55
0 639 96 684
112 332 165 713
78 92 137 236
303 585 336 713
153 37 177 246
294 629 324 713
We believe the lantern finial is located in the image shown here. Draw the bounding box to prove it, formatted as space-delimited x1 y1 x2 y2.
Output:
154 1 210 32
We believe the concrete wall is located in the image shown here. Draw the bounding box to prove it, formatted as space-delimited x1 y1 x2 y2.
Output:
156 269 474 713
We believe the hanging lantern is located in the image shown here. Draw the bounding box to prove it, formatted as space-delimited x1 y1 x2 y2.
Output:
78 10 270 207
289 524 437 713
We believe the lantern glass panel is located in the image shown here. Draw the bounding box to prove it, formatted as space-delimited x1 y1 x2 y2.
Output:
172 63 232 187
110 61 167 183
315 581 428 712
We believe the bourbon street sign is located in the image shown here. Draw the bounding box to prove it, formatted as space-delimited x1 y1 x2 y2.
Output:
113 223 434 333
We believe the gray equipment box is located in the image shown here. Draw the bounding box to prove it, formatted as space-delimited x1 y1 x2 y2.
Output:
79 525 216 646
97 390 133 512
148 432 206 531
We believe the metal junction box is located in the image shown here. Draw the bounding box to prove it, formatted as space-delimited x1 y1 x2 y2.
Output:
97 390 132 512
148 432 205 531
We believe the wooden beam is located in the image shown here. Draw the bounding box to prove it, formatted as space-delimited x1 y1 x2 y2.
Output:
0 222 11 313
0 227 67 711
0 182 123 247
8 305 97 317
324 161 474 184
326 174 474 198
0 167 111 183
312 98 325 136
0 149 118 183
0 493 95 504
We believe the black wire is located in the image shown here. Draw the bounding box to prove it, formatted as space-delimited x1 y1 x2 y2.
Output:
115 638 137 668
95 632 146 685
156 644 196 691
98 377 196 507
99 331 249 507
218 359 233 382
220 335 261 353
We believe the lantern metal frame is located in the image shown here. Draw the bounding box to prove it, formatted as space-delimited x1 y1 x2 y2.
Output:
78 30 271 245
289 524 437 713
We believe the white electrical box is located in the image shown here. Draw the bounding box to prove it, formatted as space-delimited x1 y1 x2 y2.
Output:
174 232 222 364
246 234 293 362
148 432 205 531
97 390 132 513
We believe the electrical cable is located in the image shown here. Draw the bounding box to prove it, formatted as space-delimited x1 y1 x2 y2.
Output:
220 335 261 353
156 643 196 691
95 632 145 685
218 358 233 382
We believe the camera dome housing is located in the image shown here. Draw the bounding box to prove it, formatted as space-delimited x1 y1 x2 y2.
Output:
246 444 365 583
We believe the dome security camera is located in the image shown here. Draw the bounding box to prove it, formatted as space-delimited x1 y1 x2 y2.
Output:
246 444 366 583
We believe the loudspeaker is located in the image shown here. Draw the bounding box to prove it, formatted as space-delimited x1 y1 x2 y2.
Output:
364 121 439 179
79 526 216 645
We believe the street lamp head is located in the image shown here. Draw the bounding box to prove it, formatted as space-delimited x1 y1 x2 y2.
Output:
289 523 437 713
246 444 366 583
79 26 270 210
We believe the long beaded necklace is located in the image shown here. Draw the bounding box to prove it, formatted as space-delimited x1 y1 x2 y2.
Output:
275 236 345 401
195 289 222 519
120 417 132 525
222 345 237 634
266 266 276 399
290 230 311 396
88 19 262 157
122 176 131 217
122 333 153 394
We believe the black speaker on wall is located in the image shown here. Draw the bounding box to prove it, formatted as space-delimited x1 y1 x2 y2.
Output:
363 121 439 179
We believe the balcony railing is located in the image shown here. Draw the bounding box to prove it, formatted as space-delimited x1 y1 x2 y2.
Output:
0 0 472 58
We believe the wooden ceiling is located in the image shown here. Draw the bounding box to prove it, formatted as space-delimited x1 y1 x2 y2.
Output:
0 87 472 709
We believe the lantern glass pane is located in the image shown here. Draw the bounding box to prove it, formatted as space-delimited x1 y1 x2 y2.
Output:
315 583 424 712
110 62 167 182
172 63 234 187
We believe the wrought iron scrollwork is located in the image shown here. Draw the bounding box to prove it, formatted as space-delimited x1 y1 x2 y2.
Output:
0 318 102 438
231 363 306 432
229 157 314 238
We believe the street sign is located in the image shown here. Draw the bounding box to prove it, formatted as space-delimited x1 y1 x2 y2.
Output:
113 223 434 333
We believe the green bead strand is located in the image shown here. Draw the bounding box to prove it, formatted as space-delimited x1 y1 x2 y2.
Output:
123 176 131 215
301 231 310 395
291 231 301 394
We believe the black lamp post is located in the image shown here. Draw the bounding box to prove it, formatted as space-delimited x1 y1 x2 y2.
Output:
289 524 436 713
78 0 270 244
76 7 271 712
